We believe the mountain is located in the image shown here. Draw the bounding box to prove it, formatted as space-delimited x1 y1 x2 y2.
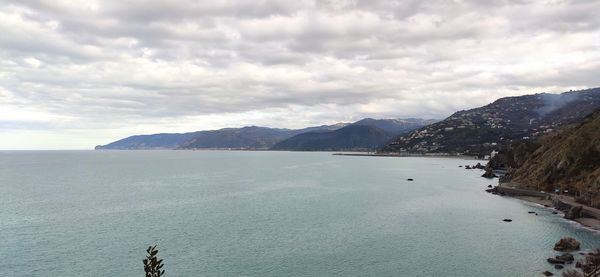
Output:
380 88 600 155
352 118 438 134
95 124 348 150
94 132 201 150
270 118 437 151
95 118 432 151
178 126 296 150
270 125 393 151
507 110 600 208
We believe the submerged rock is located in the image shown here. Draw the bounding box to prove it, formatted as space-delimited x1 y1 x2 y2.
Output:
554 264 564 270
554 237 581 251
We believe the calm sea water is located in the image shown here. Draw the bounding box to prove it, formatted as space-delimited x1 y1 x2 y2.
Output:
1 151 599 276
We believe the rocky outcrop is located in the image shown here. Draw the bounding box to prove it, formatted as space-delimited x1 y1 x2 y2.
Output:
565 206 584 220
481 169 497 178
554 237 581 251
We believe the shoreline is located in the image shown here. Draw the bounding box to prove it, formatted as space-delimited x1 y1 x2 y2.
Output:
332 152 479 159
495 183 600 231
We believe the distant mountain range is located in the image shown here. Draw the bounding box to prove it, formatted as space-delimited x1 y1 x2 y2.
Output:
95 118 434 150
271 118 437 151
380 88 600 155
97 87 600 153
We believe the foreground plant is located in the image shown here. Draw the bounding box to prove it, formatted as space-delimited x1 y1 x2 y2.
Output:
143 245 165 277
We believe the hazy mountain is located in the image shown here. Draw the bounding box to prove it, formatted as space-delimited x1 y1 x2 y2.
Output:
380 88 600 155
95 117 433 151
95 124 347 150
94 132 201 150
271 125 393 151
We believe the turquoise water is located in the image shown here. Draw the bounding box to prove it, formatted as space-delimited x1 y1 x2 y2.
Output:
1 151 599 276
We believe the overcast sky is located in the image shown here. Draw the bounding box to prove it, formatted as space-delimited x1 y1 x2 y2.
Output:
1 0 599 149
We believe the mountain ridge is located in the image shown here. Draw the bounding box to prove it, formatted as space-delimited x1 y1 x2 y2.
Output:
95 118 433 150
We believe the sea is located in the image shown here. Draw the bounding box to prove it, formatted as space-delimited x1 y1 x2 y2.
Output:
1 150 599 276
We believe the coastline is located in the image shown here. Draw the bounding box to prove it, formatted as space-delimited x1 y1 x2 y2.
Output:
495 183 600 231
332 152 479 159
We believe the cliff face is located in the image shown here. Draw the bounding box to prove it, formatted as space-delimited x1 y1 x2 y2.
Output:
510 110 600 207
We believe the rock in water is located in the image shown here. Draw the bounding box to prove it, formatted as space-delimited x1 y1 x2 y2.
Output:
481 169 497 178
547 257 566 264
543 271 553 276
503 219 512 222
407 178 414 181
557 253 574 262
553 237 581 251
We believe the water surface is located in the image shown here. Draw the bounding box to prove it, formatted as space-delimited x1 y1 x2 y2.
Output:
1 151 598 276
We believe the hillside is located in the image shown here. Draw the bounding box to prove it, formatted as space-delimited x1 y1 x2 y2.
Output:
380 88 600 155
509 110 600 208
270 125 393 151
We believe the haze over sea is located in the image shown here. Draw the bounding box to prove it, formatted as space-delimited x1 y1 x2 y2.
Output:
2 151 599 276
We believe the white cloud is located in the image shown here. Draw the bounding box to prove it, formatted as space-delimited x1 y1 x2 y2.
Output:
1 0 599 149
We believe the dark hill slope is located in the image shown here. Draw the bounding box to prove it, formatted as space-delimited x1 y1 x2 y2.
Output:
271 125 392 151
178 126 294 149
510 110 600 207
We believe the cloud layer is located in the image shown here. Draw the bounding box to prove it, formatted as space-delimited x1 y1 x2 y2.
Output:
1 0 599 149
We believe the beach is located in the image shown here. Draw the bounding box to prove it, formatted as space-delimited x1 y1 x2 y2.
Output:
496 183 600 231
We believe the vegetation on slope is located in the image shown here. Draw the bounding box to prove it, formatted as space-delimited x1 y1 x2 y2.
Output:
510 110 600 208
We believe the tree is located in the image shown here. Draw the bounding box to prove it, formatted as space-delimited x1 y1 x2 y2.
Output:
143 245 165 277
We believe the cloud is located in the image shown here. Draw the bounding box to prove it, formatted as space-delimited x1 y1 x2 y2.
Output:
1 0 599 149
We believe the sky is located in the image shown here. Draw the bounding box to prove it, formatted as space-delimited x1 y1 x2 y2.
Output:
1 0 599 150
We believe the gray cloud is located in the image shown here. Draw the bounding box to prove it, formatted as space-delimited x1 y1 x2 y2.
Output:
1 0 599 149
